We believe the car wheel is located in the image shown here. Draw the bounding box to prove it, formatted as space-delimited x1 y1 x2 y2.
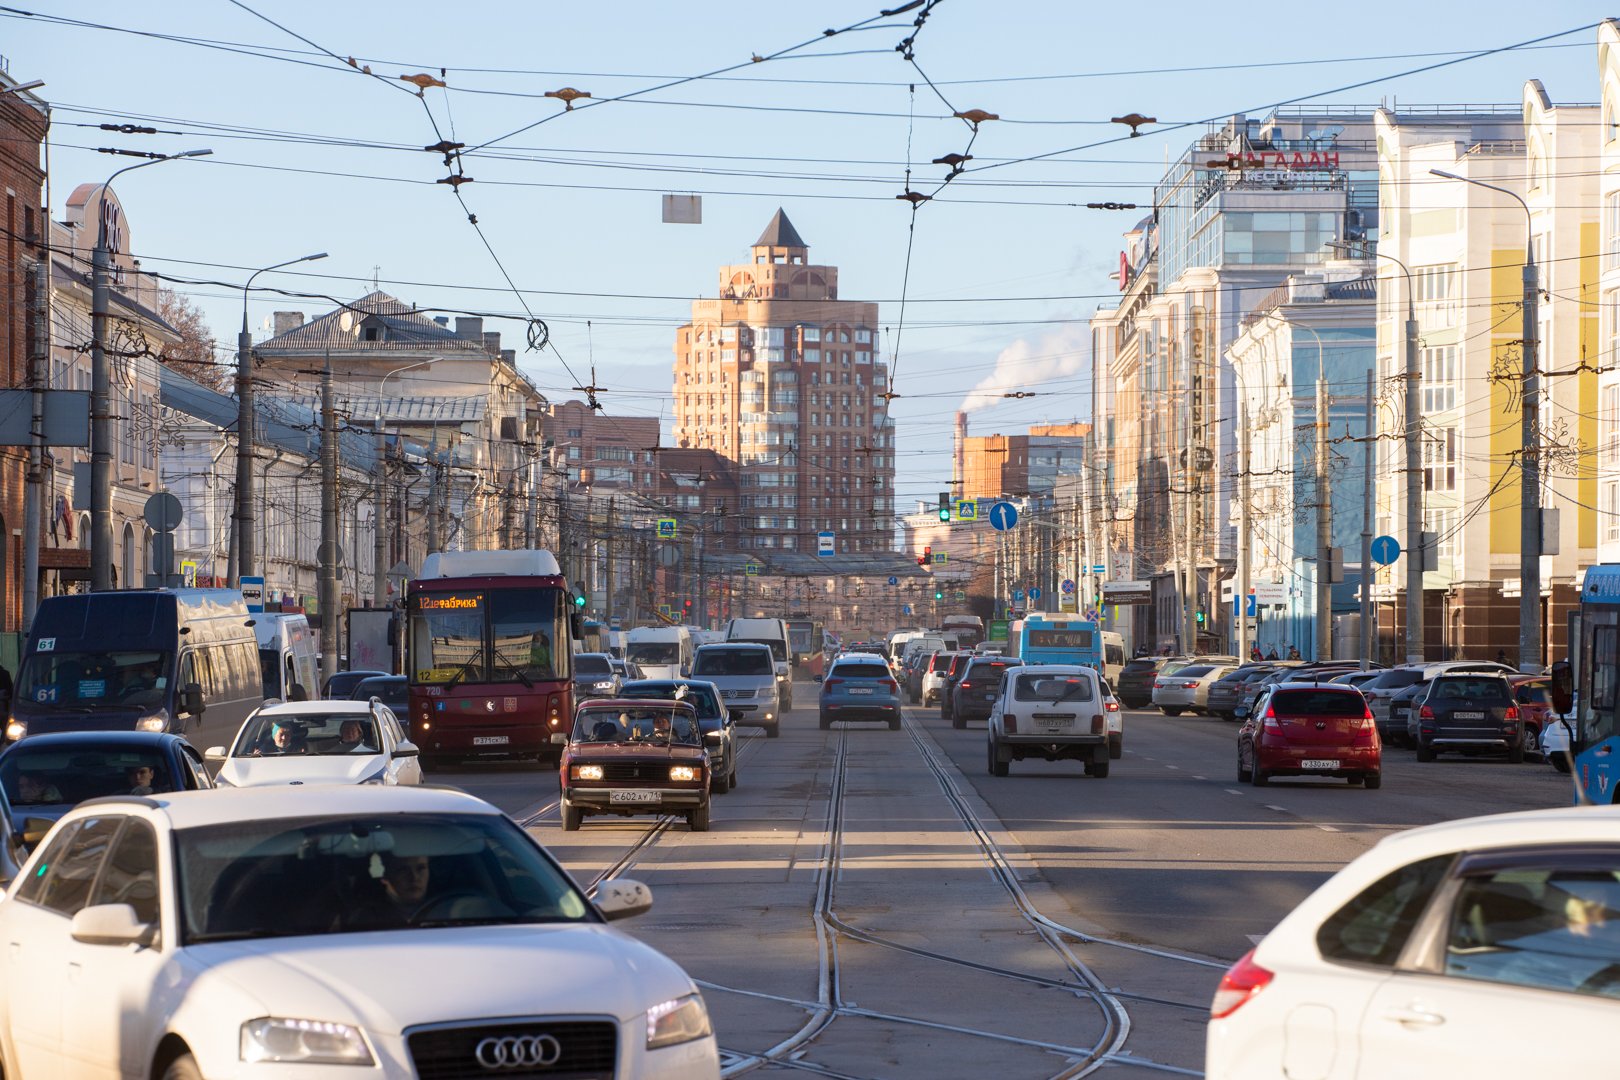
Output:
988 735 1009 777
767 723 780 738
888 715 901 730
1507 739 1526 765
1109 733 1123 760
562 801 583 831
711 773 728 795
1250 764 1269 787
1237 749 1253 783
1416 743 1436 763
688 802 711 832
1363 773 1382 789
728 763 739 790
951 712 965 730
162 1054 204 1080
1086 758 1111 779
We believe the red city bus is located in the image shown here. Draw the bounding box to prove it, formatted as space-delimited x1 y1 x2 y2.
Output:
406 549 579 765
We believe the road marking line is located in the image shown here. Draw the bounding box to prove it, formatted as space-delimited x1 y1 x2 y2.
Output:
1192 775 1207 781
1165 764 1180 770
1263 804 1288 812
1316 824 1341 832
1224 789 1244 795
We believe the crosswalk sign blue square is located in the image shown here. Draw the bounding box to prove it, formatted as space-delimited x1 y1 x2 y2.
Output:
956 499 978 521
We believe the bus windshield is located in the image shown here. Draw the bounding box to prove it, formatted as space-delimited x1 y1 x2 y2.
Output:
628 642 680 665
410 587 569 686
18 650 170 709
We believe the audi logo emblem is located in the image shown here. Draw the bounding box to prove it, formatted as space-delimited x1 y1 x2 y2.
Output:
475 1034 563 1069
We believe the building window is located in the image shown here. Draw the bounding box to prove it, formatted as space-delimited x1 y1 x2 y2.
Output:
1421 346 1457 413
1423 428 1456 492
1605 480 1620 545
566 428 582 438
1607 194 1620 273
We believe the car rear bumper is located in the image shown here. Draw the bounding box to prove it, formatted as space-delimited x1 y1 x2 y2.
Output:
822 703 900 722
1258 744 1380 776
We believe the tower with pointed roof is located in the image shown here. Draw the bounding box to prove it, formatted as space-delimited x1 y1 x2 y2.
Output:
673 210 895 555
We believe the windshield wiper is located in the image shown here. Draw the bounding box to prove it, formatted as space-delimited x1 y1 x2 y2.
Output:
490 653 533 688
444 652 483 691
1051 682 1091 706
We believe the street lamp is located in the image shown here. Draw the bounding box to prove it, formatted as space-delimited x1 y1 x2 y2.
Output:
89 148 211 592
0 80 44 97
1429 167 1540 673
1329 237 1421 664
235 251 328 587
373 359 439 603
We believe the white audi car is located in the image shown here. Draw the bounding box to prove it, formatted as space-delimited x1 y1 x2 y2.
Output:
207 700 424 788
0 786 718 1078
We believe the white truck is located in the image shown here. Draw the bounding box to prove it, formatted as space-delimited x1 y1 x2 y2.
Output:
625 625 693 681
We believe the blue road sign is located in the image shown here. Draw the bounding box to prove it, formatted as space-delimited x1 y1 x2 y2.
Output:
817 531 835 557
1013 589 1024 601
901 604 912 616
1232 593 1258 617
988 501 1019 531
1371 535 1401 566
887 575 899 586
1029 587 1042 602
1060 579 1076 594
656 517 677 539
956 499 979 522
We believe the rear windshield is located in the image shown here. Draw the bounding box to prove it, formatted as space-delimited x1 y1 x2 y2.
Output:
1174 665 1213 678
832 662 890 680
1366 669 1423 690
733 638 786 662
692 648 773 676
966 660 1019 678
1270 689 1367 717
929 654 954 672
574 655 612 675
1014 673 1094 702
1428 678 1512 702
1516 682 1552 706
1122 660 1159 673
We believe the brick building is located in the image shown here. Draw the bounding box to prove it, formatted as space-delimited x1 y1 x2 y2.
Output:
544 399 659 492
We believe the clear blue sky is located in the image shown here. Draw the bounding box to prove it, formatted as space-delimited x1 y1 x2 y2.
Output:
6 1 1604 512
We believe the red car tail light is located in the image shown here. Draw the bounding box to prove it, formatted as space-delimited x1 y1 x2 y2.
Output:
1261 704 1283 734
1091 714 1105 734
1419 705 1434 719
959 681 972 690
824 678 843 689
1153 681 1164 689
1211 949 1274 1019
884 678 899 692
1506 705 1519 720
1003 714 1017 732
1105 700 1120 712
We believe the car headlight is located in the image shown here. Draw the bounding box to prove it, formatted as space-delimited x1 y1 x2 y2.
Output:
135 713 168 733
669 765 698 782
4 719 24 741
592 681 615 690
240 1017 374 1066
572 764 604 781
647 993 712 1050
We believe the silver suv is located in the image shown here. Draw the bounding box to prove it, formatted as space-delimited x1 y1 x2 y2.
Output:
690 643 781 737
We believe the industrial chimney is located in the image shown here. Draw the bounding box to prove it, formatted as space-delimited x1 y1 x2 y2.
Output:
953 411 967 490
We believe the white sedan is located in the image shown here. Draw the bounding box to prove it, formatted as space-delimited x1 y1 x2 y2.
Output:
1207 804 1620 1079
207 700 424 788
0 786 719 1078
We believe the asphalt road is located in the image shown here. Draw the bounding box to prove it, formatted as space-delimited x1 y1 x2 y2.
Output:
439 682 1573 1079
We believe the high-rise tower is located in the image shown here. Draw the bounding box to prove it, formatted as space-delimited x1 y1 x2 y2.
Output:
673 210 895 553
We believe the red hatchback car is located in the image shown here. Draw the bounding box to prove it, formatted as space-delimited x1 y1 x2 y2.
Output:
1236 682 1381 788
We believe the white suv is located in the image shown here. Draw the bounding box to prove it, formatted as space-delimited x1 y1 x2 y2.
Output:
0 786 718 1078
987 665 1112 778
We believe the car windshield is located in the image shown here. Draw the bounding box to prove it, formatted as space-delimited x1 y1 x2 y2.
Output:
619 683 722 722
1014 673 1094 702
627 643 680 664
177 813 592 943
572 706 701 745
17 650 170 709
1270 690 1366 717
574 655 613 676
832 662 890 679
0 743 180 805
231 712 381 756
693 648 772 676
1516 682 1552 706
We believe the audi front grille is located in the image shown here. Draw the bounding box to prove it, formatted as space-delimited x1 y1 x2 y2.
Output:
406 1019 616 1079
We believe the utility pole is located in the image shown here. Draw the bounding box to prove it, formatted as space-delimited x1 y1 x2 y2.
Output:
1360 370 1375 669
1402 284 1423 664
318 357 339 688
24 261 48 627
525 456 537 548
234 316 254 588
89 223 112 591
604 496 616 626
1237 401 1251 664
1519 239 1541 672
1316 351 1332 661
372 420 388 605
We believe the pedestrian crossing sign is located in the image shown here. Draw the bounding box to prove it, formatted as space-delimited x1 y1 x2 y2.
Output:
656 518 677 539
956 499 978 521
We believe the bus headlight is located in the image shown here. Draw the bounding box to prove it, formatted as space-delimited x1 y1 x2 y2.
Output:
3 719 24 741
135 713 169 733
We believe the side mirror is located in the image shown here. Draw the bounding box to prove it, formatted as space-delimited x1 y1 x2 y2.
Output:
594 876 653 922
19 815 54 847
179 683 204 716
393 740 420 759
569 611 584 641
70 903 157 947
1550 659 1574 715
203 746 227 762
726 711 739 725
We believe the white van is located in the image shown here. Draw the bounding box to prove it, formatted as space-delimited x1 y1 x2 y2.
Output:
254 612 319 702
625 625 693 681
1101 631 1126 684
725 617 794 709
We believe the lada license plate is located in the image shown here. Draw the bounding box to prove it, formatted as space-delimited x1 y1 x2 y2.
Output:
848 687 873 695
1036 718 1067 733
609 790 660 804
1300 759 1338 769
1454 711 1485 719
472 735 509 746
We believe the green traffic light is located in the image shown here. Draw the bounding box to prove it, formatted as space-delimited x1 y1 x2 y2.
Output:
934 590 943 600
574 594 586 608
937 507 950 522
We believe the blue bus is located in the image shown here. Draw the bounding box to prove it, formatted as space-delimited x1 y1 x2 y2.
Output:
1011 614 1103 672
1562 564 1620 803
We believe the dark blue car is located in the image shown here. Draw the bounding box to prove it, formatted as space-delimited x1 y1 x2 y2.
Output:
0 730 213 837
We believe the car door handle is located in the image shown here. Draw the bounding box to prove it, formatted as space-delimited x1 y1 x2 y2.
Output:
1383 1006 1445 1027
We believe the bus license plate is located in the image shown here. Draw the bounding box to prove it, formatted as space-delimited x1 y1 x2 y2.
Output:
1300 759 1338 769
610 790 659 804
472 735 509 746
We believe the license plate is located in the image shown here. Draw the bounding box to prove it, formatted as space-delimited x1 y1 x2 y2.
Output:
848 687 874 695
609 790 659 804
1300 759 1339 769
472 735 509 746
1037 720 1066 733
1454 711 1485 719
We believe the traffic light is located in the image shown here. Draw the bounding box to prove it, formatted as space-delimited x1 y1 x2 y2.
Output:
683 599 693 611
1196 609 1206 626
938 491 950 522
573 593 586 609
934 589 944 601
918 544 932 567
